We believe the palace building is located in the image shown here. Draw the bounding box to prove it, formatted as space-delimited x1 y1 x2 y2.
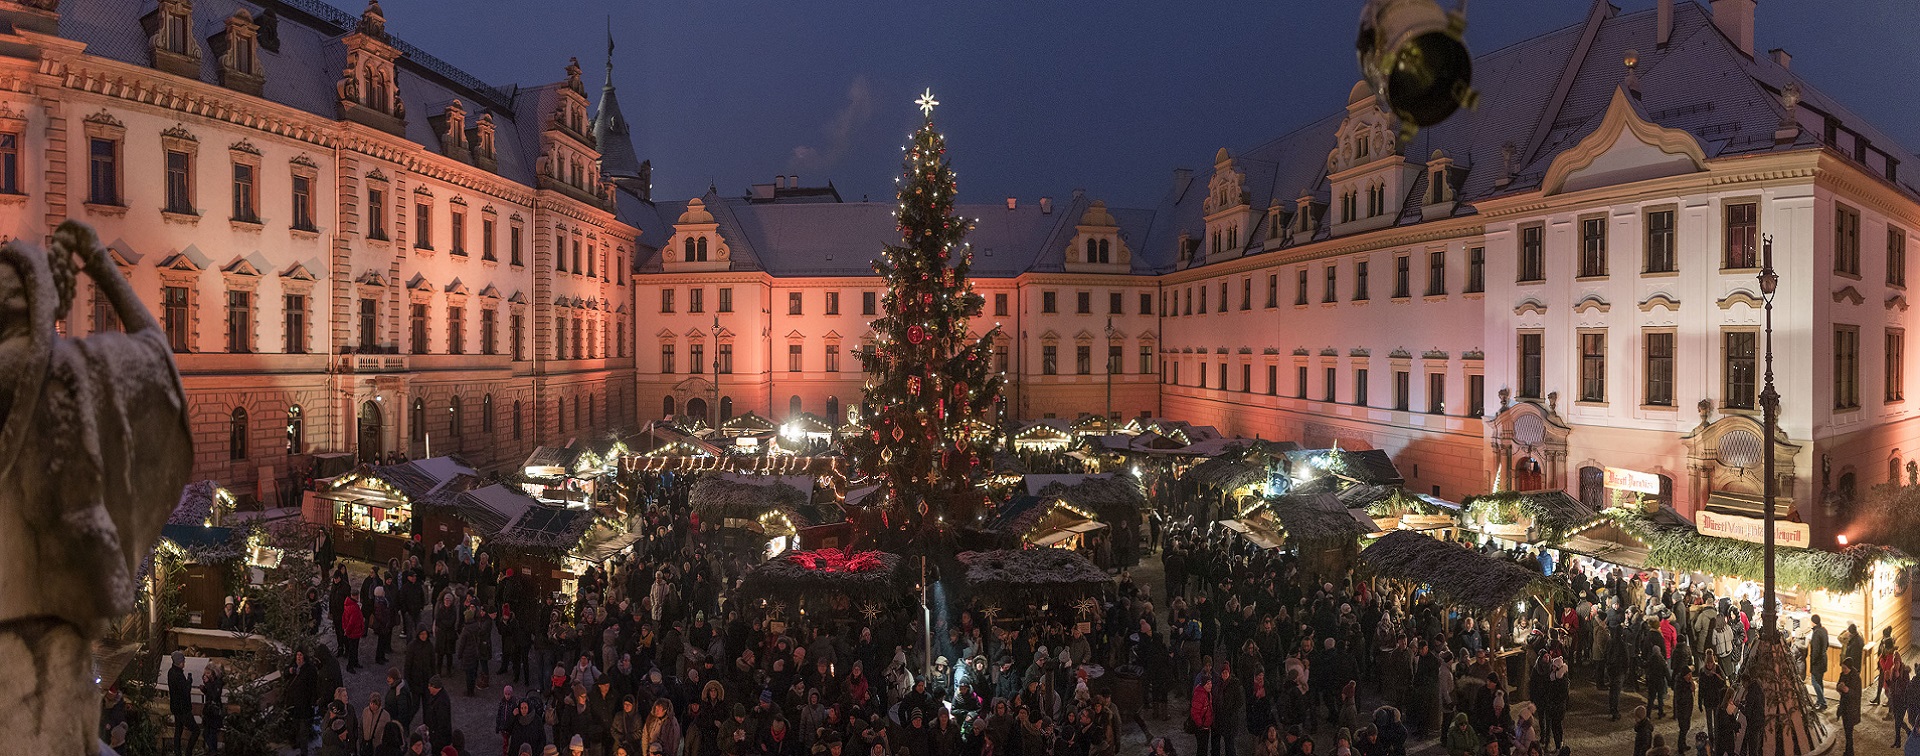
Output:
5 0 1917 543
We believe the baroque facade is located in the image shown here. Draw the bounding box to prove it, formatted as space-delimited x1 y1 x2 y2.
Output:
6 0 1919 544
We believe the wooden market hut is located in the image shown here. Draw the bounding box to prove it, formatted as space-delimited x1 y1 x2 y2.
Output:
689 473 840 552
1223 491 1379 573
734 548 912 626
1356 487 1464 540
1360 530 1563 647
154 480 248 629
1013 419 1076 450
1461 489 1601 545
303 457 478 563
987 496 1107 550
955 548 1113 622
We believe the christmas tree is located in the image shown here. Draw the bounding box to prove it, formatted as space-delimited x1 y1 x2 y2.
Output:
849 90 1003 548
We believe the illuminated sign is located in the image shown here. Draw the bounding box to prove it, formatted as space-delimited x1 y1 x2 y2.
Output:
1605 467 1662 495
1696 510 1810 548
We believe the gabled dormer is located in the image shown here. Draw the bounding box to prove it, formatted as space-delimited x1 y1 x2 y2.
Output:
1294 191 1325 238
1065 200 1130 273
1420 149 1468 221
209 9 264 96
430 99 470 163
536 58 608 207
469 113 498 173
143 0 203 80
1202 148 1252 261
1327 81 1418 237
663 198 730 273
1263 200 1293 247
335 0 406 136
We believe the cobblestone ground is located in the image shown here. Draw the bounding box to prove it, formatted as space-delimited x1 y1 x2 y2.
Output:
300 555 1889 756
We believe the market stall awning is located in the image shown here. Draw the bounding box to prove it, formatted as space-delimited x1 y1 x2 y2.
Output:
1463 489 1600 542
1031 520 1108 547
1611 508 1913 593
490 504 596 553
522 445 583 477
736 548 908 602
957 548 1112 595
1216 518 1283 550
1556 533 1650 570
719 412 778 435
573 528 646 564
1034 474 1147 522
1264 492 1378 545
1360 530 1560 611
451 484 540 534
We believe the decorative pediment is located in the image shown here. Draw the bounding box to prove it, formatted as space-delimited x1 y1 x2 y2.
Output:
478 284 501 299
158 252 203 272
220 258 262 277
84 110 125 130
1542 87 1707 196
407 274 433 292
615 303 628 314
656 328 678 339
1074 330 1095 343
786 330 805 340
106 246 141 268
1889 294 1910 312
1422 349 1449 360
1462 350 1485 361
278 263 314 281
1318 347 1337 356
1717 290 1762 310
1388 348 1412 360
1638 292 1682 312
365 168 389 183
1136 330 1156 342
1513 298 1548 316
356 270 388 288
1214 346 1228 354
507 290 528 304
1292 347 1309 356
160 124 198 143
290 154 318 170
1350 347 1370 357
823 330 843 341
685 328 707 340
444 278 470 295
1832 286 1865 305
229 139 260 155
1572 295 1611 314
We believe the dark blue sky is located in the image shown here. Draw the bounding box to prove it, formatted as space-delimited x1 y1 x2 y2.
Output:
381 0 1920 209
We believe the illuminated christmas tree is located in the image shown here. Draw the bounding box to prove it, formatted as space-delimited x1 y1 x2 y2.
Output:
848 90 1003 548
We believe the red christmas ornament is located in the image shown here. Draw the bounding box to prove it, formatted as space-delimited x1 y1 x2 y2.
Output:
907 325 927 344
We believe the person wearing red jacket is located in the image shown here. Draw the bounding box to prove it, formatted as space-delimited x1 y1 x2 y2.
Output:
1189 677 1216 756
1658 613 1679 659
342 595 367 672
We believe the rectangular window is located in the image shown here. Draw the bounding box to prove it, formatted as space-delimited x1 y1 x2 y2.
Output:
1219 281 1228 312
1579 331 1607 402
1140 345 1152 374
718 343 733 373
1723 331 1757 410
1110 344 1122 374
789 291 803 315
367 188 386 239
826 344 840 372
1644 331 1675 406
1518 224 1545 282
690 343 704 374
1111 291 1124 315
165 285 191 353
1076 345 1091 374
1296 269 1309 305
993 293 1008 317
165 149 193 214
92 291 121 334
718 287 732 313
1185 287 1193 315
1324 266 1338 303
1836 325 1860 409
866 291 880 316
1645 209 1676 273
1297 365 1309 398
1356 368 1370 406
1579 216 1607 277
480 309 497 355
283 294 306 354
410 303 429 354
292 175 315 231
0 132 18 194
1891 228 1908 287
1518 331 1544 399
1428 373 1446 414
358 297 376 348
1888 328 1906 402
826 291 840 315
789 343 803 372
449 208 466 254
1265 274 1278 308
1042 345 1058 375
413 202 432 249
1266 365 1277 395
1325 367 1337 402
995 341 1010 373
1468 374 1484 416
1219 362 1227 389
446 306 464 354
1394 370 1410 411
225 290 250 353
1140 292 1152 315
688 288 704 313
1393 255 1410 298
481 218 497 260
660 289 675 313
1427 249 1447 295
231 162 256 221
510 225 523 265
1069 291 1087 315
661 344 676 374
1836 204 1862 276
1725 202 1758 269
89 138 120 205
1355 261 1370 300
1466 247 1485 292
1241 278 1252 310
510 313 524 361
1042 291 1057 314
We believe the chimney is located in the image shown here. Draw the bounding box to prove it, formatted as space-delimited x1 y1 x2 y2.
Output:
1039 196 1053 214
788 174 799 188
1005 197 1017 210
1711 0 1756 58
1770 48 1790 69
775 175 786 189
1656 0 1673 47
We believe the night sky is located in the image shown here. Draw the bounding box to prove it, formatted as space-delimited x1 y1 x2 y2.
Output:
380 0 1920 210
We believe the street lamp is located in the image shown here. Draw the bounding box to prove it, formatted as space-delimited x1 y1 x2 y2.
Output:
711 316 722 430
1759 233 1780 638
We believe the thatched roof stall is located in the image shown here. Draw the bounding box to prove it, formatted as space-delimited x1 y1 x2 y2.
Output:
1362 530 1559 611
1611 509 1911 594
689 473 839 537
1032 473 1147 521
1191 455 1267 494
988 496 1108 548
734 547 909 603
1265 492 1378 546
957 549 1113 599
1462 490 1599 544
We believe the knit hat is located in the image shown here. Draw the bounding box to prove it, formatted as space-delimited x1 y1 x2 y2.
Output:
171 650 186 667
571 735 586 750
733 703 749 717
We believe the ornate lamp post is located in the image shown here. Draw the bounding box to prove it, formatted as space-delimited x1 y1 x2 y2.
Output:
1760 233 1780 637
711 315 721 429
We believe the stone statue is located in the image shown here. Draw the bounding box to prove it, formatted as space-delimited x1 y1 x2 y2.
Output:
0 221 192 754
566 57 583 90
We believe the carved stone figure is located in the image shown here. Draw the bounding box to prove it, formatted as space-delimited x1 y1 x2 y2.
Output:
0 221 192 753
566 56 583 90
338 65 359 102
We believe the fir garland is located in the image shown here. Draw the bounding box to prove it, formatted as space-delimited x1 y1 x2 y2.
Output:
1609 509 1913 593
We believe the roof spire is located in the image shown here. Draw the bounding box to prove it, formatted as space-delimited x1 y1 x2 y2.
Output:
593 17 645 197
605 16 615 81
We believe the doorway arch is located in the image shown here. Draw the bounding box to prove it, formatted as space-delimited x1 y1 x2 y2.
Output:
686 397 708 422
358 400 384 462
663 395 677 420
1513 457 1545 491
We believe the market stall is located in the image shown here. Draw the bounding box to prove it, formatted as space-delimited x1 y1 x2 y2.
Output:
689 473 837 558
955 548 1112 622
1360 529 1564 648
303 457 477 563
1221 491 1378 573
1460 489 1599 546
1359 488 1463 540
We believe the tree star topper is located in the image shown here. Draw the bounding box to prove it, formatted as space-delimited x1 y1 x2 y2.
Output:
916 88 940 118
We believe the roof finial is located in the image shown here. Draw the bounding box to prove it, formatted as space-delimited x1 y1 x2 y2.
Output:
605 16 615 81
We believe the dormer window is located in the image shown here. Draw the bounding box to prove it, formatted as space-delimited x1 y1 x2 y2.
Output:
165 12 190 54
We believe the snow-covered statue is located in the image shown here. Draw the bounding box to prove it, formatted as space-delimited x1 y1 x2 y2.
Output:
0 221 191 753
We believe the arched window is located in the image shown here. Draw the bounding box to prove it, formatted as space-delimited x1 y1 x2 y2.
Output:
556 398 565 433
1098 239 1111 263
482 394 494 432
229 407 249 461
574 396 583 429
696 237 709 261
1084 239 1096 262
663 395 677 419
409 398 426 441
720 396 733 421
587 394 596 427
789 395 803 419
512 400 523 440
826 396 839 424
449 395 463 441
1579 466 1605 512
285 405 304 455
683 237 694 262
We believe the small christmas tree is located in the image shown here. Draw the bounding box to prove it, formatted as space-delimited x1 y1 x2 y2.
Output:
848 90 1003 548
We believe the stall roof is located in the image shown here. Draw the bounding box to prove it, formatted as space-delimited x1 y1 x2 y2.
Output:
170 480 228 526
1217 518 1284 550
491 505 596 552
522 445 583 474
367 457 479 502
452 484 541 534
1610 508 1913 593
1267 492 1378 544
1361 530 1559 611
1463 489 1599 542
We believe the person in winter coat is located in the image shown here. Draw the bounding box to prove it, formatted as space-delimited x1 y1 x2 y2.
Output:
361 690 395 756
457 608 489 695
421 677 453 753
1631 706 1653 756
286 649 319 743
405 629 436 703
509 699 547 756
371 587 398 665
1712 691 1742 756
1892 661 1914 748
1211 664 1243 756
494 686 519 755
1189 677 1216 756
1441 713 1480 756
611 696 645 754
641 696 684 756
200 665 225 756
1411 644 1443 739
1672 667 1696 753
341 595 367 673
385 667 418 729
1840 658 1863 756
167 650 198 756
